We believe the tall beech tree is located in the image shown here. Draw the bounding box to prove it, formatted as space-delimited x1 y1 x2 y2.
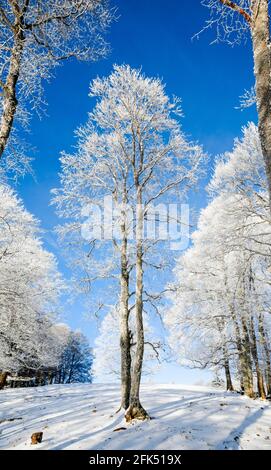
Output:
53 65 203 420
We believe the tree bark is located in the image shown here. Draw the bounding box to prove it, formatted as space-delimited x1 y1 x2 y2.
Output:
240 312 255 398
119 205 132 409
249 314 266 399
258 312 271 396
251 0 271 210
0 19 25 159
219 0 271 209
223 347 234 391
230 304 254 397
125 185 149 421
230 306 247 393
0 371 9 390
217 313 234 392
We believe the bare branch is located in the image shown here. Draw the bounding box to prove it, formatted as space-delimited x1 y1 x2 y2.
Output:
219 0 252 23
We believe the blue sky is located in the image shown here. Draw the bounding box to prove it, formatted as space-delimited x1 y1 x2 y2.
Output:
15 0 257 384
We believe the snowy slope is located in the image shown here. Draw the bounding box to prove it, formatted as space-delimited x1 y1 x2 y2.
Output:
0 383 270 450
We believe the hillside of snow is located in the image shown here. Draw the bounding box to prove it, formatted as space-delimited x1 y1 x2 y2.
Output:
0 383 270 450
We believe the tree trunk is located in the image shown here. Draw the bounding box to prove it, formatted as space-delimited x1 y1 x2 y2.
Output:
119 212 131 409
230 306 249 394
251 0 271 210
0 371 9 390
223 347 234 391
125 186 149 421
0 26 24 159
120 322 131 409
257 368 266 400
249 314 266 399
240 313 255 398
258 312 271 396
217 314 234 392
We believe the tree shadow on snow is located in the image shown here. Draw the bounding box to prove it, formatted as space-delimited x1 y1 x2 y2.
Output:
215 407 265 450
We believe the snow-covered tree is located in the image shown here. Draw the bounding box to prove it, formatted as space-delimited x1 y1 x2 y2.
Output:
8 323 93 387
53 65 203 419
0 184 63 388
166 123 271 399
0 0 114 176
56 329 93 384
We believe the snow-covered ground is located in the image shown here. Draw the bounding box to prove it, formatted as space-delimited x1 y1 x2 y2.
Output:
0 383 270 450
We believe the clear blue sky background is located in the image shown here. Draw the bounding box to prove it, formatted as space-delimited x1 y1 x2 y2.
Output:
15 0 257 384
